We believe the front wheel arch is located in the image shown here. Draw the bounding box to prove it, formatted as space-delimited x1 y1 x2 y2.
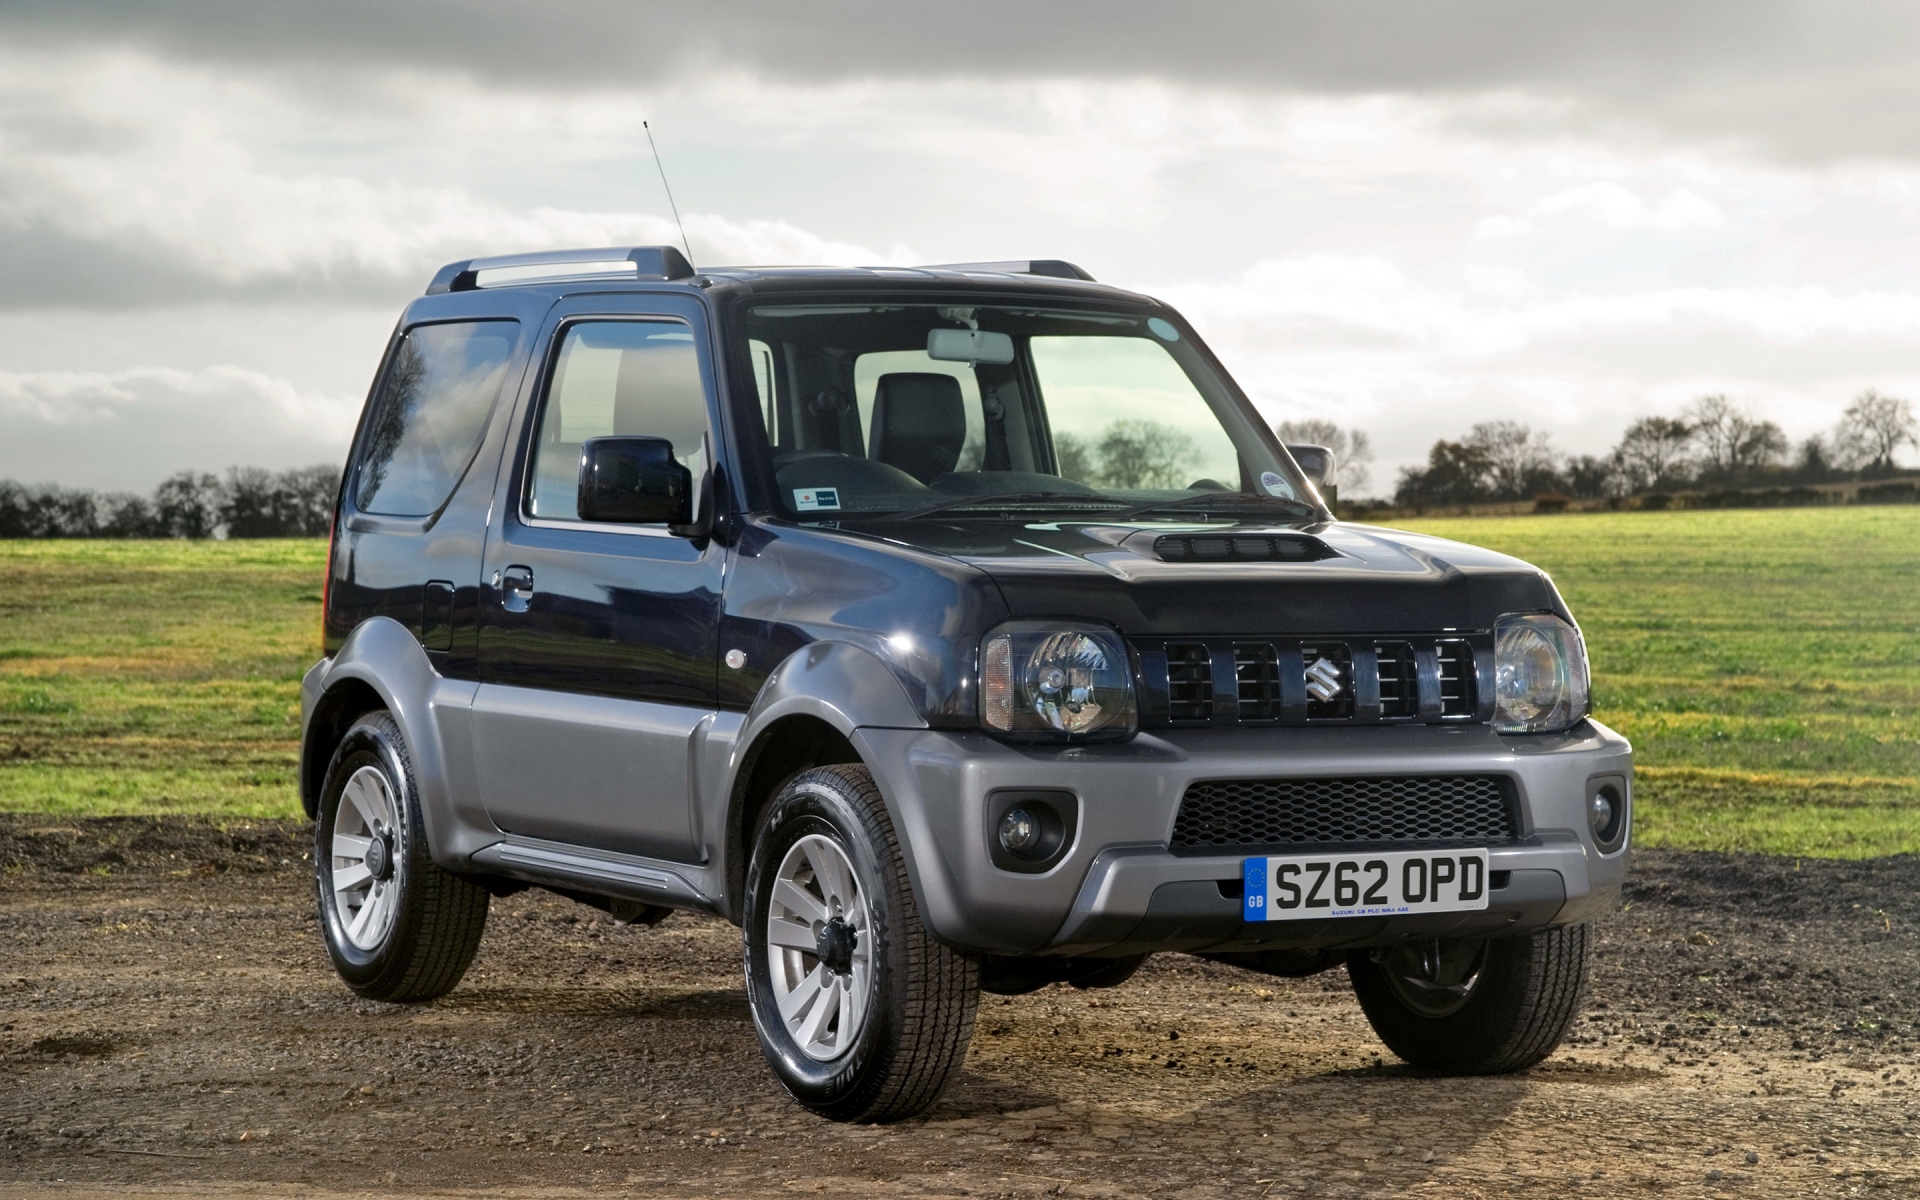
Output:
726 714 861 918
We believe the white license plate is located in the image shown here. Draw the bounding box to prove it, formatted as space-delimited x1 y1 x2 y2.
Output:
1242 849 1491 922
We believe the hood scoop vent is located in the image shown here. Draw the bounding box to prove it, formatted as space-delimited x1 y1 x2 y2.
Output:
1153 533 1337 564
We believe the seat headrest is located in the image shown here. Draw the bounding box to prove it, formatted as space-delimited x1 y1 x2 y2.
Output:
869 373 967 483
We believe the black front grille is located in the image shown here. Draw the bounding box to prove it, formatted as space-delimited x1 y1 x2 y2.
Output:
1143 635 1483 727
1171 775 1518 850
1167 642 1213 722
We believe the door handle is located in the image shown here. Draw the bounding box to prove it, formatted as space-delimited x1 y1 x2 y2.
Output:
495 565 534 613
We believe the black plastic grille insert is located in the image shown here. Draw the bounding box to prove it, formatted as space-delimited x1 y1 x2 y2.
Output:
1171 775 1517 850
1167 642 1213 722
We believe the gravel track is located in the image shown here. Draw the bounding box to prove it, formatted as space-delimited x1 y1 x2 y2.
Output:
3 816 1918 1198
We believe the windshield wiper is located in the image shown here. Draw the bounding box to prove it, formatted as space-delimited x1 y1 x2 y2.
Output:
888 490 1133 522
1114 492 1318 522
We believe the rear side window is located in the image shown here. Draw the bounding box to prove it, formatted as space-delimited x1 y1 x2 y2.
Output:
355 321 518 516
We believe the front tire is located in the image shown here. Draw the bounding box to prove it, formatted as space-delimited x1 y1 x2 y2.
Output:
743 764 979 1122
315 711 490 1002
1347 924 1589 1074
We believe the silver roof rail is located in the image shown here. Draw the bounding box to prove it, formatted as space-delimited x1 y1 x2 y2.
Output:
920 259 1096 282
425 245 695 295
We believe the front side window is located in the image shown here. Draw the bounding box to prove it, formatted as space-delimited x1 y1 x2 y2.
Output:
527 320 710 521
355 321 517 516
739 302 1309 521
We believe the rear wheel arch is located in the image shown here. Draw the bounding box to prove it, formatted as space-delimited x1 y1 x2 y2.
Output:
301 677 387 818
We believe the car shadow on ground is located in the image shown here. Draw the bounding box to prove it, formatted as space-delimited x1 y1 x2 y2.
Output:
624 987 751 1020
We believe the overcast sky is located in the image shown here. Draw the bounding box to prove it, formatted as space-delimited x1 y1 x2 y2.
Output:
4 1 1920 494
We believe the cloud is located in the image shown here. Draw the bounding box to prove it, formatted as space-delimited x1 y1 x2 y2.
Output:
1163 256 1920 358
1476 183 1723 238
6 1 1920 162
0 365 358 488
0 46 913 309
1149 254 1920 481
1 9 1916 494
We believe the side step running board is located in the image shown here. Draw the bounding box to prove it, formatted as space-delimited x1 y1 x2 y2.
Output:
470 838 710 911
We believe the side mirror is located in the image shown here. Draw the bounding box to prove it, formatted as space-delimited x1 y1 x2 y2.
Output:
1285 443 1336 490
577 437 692 525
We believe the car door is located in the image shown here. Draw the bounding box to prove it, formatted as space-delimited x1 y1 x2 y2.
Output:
471 293 724 861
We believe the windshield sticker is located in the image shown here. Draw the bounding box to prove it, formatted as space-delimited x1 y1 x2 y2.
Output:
1147 317 1180 342
793 487 841 512
1259 471 1291 498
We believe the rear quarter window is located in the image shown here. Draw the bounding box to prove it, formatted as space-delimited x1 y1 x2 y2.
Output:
355 320 518 516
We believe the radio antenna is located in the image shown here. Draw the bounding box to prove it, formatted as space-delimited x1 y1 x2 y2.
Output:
643 121 695 268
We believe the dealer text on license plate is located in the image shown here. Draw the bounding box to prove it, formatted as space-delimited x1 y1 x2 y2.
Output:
1242 849 1491 922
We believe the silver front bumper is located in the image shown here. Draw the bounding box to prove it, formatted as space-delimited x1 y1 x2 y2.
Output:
854 720 1632 956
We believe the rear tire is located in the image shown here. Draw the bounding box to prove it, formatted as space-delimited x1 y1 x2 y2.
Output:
1347 923 1589 1074
743 764 979 1122
314 711 490 1002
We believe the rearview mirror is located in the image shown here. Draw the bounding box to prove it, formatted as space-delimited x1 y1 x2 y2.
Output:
1285 443 1335 490
577 437 692 525
927 327 1015 365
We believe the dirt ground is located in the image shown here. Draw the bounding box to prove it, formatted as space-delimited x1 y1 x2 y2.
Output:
2 817 1917 1199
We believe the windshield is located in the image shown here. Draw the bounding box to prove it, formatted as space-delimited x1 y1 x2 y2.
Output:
738 302 1314 520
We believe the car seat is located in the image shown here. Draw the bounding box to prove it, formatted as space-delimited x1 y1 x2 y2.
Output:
868 373 966 484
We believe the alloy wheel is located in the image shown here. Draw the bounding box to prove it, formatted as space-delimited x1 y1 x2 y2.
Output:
330 765 403 951
765 833 873 1061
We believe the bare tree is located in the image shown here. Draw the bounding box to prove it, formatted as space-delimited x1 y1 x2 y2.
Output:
1275 419 1375 493
1094 420 1202 489
1684 395 1784 479
1796 434 1833 477
1730 419 1789 475
1834 389 1919 471
152 471 223 538
1685 395 1742 475
1612 416 1695 490
1564 454 1627 499
1053 432 1095 484
1395 440 1496 507
1463 420 1557 500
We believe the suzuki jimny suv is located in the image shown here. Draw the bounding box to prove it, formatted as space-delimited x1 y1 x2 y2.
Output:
301 245 1631 1122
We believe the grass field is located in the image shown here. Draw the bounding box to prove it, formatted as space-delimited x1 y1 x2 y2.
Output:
1 506 1916 853
1397 508 1920 856
0 539 323 819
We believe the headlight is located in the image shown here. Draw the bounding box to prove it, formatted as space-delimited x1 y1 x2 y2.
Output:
981 622 1137 740
1492 613 1590 733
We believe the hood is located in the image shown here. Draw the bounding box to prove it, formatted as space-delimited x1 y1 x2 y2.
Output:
840 516 1567 636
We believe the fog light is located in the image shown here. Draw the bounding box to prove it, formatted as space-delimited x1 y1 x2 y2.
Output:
987 791 1077 873
1588 792 1615 838
998 808 1042 856
1586 777 1627 851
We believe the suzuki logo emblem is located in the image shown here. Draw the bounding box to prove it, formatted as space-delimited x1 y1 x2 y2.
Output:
1304 654 1346 703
